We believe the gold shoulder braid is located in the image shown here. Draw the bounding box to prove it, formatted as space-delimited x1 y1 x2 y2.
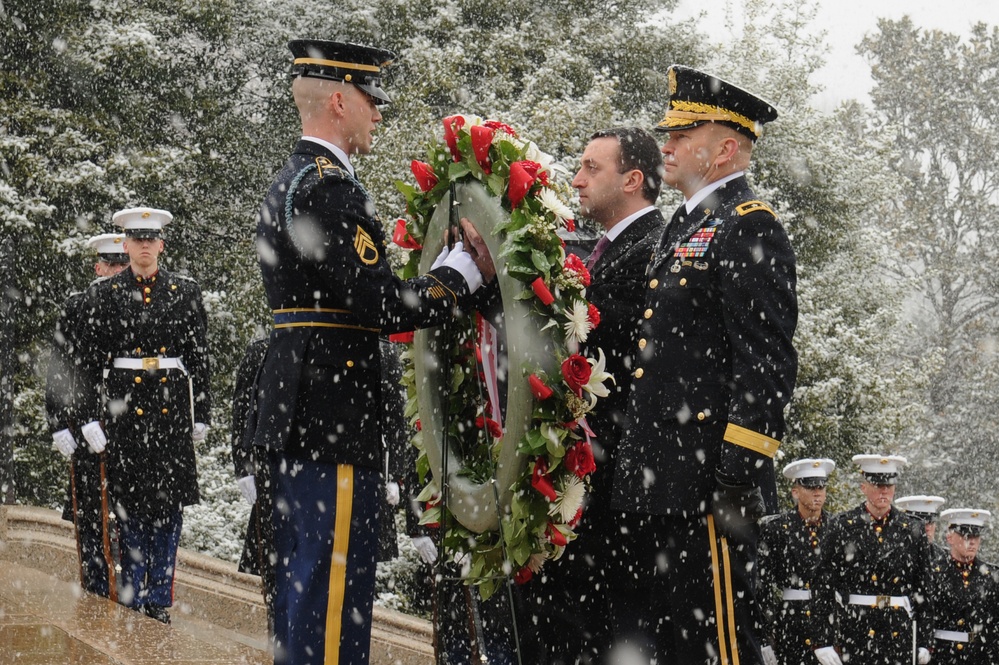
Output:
735 200 776 218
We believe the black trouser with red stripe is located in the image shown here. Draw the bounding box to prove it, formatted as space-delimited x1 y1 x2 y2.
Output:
605 511 764 665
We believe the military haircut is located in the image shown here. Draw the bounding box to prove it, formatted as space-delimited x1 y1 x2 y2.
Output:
590 126 664 204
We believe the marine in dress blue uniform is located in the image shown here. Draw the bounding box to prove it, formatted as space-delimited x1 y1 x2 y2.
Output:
928 509 999 664
251 40 484 665
896 494 947 544
46 233 129 599
757 458 835 665
76 208 211 624
606 65 798 665
810 455 934 665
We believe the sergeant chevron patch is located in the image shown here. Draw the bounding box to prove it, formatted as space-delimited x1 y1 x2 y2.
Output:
354 227 379 265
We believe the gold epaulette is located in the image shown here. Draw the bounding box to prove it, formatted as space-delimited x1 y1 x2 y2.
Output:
735 200 776 217
315 156 345 179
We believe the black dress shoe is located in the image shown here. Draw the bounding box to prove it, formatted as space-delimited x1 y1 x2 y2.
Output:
144 604 171 624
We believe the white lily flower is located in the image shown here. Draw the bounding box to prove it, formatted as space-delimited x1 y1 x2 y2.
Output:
583 348 614 399
459 114 484 128
563 299 592 344
539 187 573 225
549 474 585 523
524 141 555 171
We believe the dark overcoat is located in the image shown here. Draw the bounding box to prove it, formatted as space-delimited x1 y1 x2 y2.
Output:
928 549 999 664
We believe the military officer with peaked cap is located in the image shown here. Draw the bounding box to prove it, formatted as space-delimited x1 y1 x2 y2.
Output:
46 232 130 599
250 39 486 665
757 458 835 665
928 508 999 664
605 64 797 664
897 494 947 543
810 455 935 665
76 207 211 624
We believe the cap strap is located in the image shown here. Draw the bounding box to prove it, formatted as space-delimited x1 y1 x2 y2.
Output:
659 100 760 138
293 57 381 73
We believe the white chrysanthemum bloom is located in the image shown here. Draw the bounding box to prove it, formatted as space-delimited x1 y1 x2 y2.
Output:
549 474 586 523
563 299 592 344
583 348 614 399
539 187 573 226
527 551 548 572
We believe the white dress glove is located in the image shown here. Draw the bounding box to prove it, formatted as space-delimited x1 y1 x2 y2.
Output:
411 536 438 564
52 429 78 458
439 241 483 293
237 475 257 505
917 647 931 664
192 422 209 442
81 421 107 454
385 481 400 506
761 645 778 665
814 646 843 665
431 244 451 270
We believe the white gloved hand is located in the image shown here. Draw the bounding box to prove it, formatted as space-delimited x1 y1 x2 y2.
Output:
81 421 107 454
411 536 438 564
439 241 483 293
917 647 931 664
431 244 451 270
237 475 257 505
385 481 400 506
192 422 209 442
814 646 843 665
761 645 778 665
52 429 78 458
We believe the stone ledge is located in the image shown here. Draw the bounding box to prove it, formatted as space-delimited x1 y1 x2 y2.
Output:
0 505 433 664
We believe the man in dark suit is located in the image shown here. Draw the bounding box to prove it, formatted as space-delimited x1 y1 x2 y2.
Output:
46 233 129 600
76 207 211 624
526 127 664 665
810 455 934 665
757 458 835 665
606 65 798 665
251 40 487 665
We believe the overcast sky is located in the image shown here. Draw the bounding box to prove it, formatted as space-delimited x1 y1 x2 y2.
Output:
673 0 999 111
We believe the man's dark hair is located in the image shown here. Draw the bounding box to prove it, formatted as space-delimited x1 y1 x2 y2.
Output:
590 127 664 204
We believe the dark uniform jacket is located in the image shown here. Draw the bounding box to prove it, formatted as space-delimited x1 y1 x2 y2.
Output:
928 550 999 664
612 176 798 516
758 509 830 663
251 140 472 469
810 504 934 660
582 209 664 495
77 266 211 517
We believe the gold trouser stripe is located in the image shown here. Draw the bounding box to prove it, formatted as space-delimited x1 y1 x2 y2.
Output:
325 465 354 665
720 535 740 665
724 423 780 459
273 322 380 332
294 57 380 72
272 307 353 314
707 515 731 665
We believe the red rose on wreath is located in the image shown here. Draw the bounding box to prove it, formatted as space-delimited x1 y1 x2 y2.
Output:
483 120 518 136
508 160 542 208
564 253 591 287
565 441 596 478
513 566 533 585
531 277 555 306
531 457 557 502
392 218 423 250
475 415 503 439
529 374 554 400
561 354 592 396
410 160 438 192
587 303 601 330
470 125 494 173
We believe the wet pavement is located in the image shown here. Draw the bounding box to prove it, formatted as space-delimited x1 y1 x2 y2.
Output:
0 561 270 665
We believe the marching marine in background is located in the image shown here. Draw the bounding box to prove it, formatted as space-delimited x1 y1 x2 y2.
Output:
45 233 129 599
896 494 947 544
76 208 211 624
928 508 999 664
810 455 934 665
757 458 835 665
607 64 798 665
251 40 486 665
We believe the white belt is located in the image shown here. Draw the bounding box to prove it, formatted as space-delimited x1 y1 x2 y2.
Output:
934 629 973 643
782 589 811 601
847 594 912 613
113 357 185 371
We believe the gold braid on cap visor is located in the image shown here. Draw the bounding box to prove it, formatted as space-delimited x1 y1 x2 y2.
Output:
657 100 761 138
293 57 382 72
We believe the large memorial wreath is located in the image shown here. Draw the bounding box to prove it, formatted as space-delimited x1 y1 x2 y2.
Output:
392 115 612 599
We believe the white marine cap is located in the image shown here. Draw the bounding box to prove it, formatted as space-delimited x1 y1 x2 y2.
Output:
895 495 946 519
112 207 172 238
941 508 992 535
782 458 836 487
852 454 907 485
85 233 129 263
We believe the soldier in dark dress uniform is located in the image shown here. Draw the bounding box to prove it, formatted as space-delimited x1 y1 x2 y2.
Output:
525 127 664 665
757 458 835 665
250 40 486 665
46 233 129 599
77 207 211 624
606 65 798 665
897 494 947 544
929 508 999 664
810 455 934 665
